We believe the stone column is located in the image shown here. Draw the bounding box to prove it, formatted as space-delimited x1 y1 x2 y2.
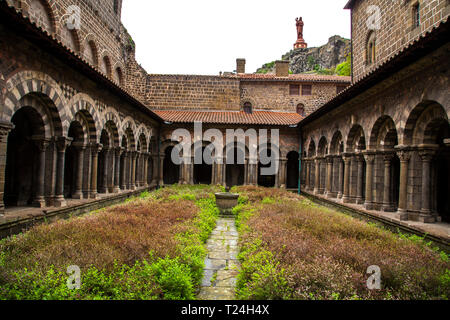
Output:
120 151 128 190
159 153 165 186
337 157 344 199
143 153 149 187
382 153 395 212
355 154 365 205
131 151 137 190
151 155 158 186
99 148 109 194
325 156 333 197
32 138 50 208
54 137 73 208
342 153 352 203
72 143 86 199
90 143 102 199
363 152 375 210
0 121 14 215
279 158 287 189
114 147 123 193
135 152 141 187
418 146 438 223
313 157 320 194
305 159 310 191
395 147 412 220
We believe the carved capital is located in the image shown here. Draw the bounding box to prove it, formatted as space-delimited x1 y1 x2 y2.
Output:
90 143 103 154
115 147 124 156
383 152 395 163
55 137 73 152
0 121 14 141
363 151 376 164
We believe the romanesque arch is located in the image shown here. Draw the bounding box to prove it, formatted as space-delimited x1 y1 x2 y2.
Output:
24 0 58 35
82 34 99 67
2 71 67 136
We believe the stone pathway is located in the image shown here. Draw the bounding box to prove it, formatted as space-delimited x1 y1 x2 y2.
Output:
197 217 240 300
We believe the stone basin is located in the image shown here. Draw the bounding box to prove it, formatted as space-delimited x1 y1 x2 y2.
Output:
215 192 239 215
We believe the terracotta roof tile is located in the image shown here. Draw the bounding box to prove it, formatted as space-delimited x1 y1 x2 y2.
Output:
155 110 303 126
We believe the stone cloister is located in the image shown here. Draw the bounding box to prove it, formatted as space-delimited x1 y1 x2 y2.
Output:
302 101 450 224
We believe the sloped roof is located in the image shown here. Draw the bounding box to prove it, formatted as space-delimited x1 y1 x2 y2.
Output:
155 110 303 126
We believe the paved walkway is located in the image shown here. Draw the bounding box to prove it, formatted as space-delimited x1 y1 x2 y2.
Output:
197 217 240 300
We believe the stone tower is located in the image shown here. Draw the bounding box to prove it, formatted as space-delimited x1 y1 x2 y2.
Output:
294 17 307 49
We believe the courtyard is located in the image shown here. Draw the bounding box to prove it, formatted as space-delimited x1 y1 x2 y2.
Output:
0 185 448 300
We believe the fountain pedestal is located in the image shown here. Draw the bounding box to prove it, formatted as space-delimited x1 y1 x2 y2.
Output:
215 192 239 216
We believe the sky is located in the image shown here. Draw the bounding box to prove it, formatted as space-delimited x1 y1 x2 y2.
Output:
121 0 351 75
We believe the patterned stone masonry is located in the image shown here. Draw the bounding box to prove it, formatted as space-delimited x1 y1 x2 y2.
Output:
198 217 240 300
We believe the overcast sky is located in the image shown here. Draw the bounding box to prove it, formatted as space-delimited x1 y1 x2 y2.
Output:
121 0 351 75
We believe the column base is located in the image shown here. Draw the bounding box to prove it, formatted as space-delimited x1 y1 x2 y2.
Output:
418 214 437 223
53 196 67 208
33 197 46 208
364 202 374 210
90 192 99 200
342 196 352 203
337 192 343 199
355 197 365 205
113 187 121 193
393 210 409 221
72 192 83 200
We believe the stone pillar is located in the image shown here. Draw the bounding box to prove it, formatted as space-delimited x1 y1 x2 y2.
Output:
337 158 344 199
32 138 50 208
305 159 311 191
325 156 333 197
114 147 123 193
0 121 14 215
159 153 165 186
382 153 395 212
53 137 72 208
355 154 365 205
90 143 102 199
313 158 320 194
395 147 412 220
99 148 109 194
279 158 287 189
72 143 86 199
363 152 375 210
342 153 352 203
121 151 128 190
130 152 137 190
151 155 159 186
143 153 149 187
135 152 141 187
418 146 438 223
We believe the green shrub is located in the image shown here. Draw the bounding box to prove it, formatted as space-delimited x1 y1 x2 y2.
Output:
151 257 194 300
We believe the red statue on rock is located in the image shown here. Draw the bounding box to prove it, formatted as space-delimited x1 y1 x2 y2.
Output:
294 17 308 49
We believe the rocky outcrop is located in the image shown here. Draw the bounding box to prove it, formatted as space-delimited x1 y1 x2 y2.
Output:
257 35 351 74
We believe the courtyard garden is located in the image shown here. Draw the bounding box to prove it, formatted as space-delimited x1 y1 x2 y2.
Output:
0 185 448 300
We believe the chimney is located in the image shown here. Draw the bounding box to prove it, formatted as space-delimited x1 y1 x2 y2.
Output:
236 58 246 74
275 60 290 77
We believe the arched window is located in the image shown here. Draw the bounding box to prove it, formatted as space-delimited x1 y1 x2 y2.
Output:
366 31 376 65
243 102 252 114
296 104 305 117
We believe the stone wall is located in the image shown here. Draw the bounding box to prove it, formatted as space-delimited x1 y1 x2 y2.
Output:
143 75 241 111
240 81 345 115
6 0 130 88
350 0 450 82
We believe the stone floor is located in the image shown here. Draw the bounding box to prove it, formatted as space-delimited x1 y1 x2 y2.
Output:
197 216 240 300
